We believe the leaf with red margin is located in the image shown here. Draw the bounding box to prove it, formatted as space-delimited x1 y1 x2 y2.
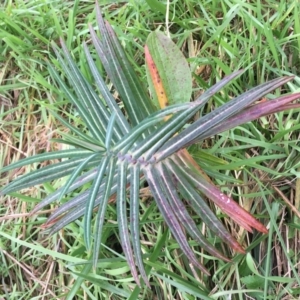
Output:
145 31 192 109
145 45 169 110
179 150 268 234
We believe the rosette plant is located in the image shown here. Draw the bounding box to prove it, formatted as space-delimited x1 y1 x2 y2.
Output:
2 2 300 287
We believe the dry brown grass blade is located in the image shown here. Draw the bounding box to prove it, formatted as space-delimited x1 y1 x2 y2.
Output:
273 185 300 219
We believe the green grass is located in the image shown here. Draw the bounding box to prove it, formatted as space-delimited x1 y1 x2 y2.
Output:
1 0 300 299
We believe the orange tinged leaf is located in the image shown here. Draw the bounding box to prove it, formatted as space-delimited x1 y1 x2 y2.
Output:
180 150 268 235
145 45 169 110
145 31 192 106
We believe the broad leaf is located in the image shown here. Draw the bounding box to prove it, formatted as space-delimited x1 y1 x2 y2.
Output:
145 31 192 108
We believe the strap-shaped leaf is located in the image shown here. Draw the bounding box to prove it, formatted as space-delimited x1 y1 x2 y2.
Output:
92 2 156 127
105 113 117 150
177 151 268 233
117 161 140 285
83 43 130 138
106 22 156 120
50 136 104 152
47 193 103 235
57 153 101 204
166 158 245 254
0 149 91 174
160 163 231 262
130 164 149 287
198 92 300 142
113 70 243 155
31 167 98 215
47 203 95 235
2 156 101 195
113 102 193 153
56 40 124 145
48 59 105 143
129 70 244 160
93 157 117 267
155 76 294 161
84 156 110 249
46 190 90 227
131 110 200 160
46 171 135 234
90 25 147 132
144 164 211 275
50 110 104 147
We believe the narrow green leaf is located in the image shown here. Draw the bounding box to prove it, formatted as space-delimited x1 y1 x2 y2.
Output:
66 263 93 300
2 156 101 195
0 231 85 264
113 102 192 152
114 71 243 155
200 92 300 141
160 163 231 262
84 156 110 249
152 273 211 299
58 40 120 143
167 158 245 254
50 136 104 152
93 157 117 267
50 110 103 146
48 202 95 235
92 3 156 127
156 76 294 161
144 164 210 275
129 70 244 159
57 153 101 204
131 108 201 161
0 149 91 174
130 164 149 287
246 253 294 283
83 43 130 138
31 167 98 215
46 173 131 234
48 63 105 142
117 160 140 286
69 270 131 297
105 22 157 122
105 112 116 150
46 190 90 227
